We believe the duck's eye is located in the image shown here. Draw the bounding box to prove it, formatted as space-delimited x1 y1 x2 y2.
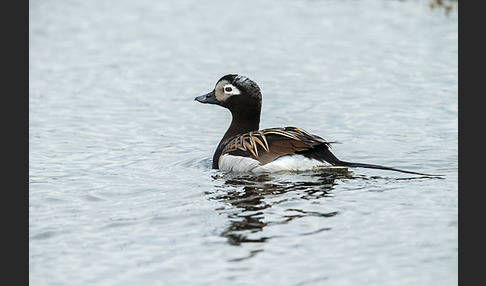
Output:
224 86 232 92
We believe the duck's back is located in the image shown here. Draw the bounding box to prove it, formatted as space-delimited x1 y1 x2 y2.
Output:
215 127 340 172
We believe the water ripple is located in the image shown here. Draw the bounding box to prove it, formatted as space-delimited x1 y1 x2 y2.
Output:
207 171 347 247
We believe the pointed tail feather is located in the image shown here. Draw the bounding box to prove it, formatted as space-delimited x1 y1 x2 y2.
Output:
301 145 443 177
337 161 443 177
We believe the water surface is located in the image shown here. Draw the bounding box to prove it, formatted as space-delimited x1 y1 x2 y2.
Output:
30 0 458 285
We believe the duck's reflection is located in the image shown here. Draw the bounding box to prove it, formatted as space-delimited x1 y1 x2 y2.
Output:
209 171 351 247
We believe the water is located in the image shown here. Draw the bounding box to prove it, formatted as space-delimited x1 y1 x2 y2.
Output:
29 0 458 285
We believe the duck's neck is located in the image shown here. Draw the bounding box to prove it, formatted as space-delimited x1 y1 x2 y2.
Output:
212 101 261 169
221 109 261 142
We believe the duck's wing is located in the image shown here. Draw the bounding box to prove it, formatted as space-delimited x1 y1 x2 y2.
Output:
217 127 443 176
219 126 339 165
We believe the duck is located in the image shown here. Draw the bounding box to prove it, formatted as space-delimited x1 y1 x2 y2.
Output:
195 74 437 176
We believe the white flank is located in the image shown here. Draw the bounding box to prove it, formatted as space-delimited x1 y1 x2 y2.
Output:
219 154 260 172
219 154 331 173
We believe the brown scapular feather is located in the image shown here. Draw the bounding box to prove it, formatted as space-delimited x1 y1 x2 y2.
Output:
219 127 331 165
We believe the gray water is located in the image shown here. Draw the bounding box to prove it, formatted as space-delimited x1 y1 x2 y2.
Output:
29 0 458 285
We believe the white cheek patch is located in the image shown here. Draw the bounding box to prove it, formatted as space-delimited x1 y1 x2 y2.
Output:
215 84 241 102
223 84 241 96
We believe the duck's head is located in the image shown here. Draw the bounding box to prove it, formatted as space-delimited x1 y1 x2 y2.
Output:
195 74 262 113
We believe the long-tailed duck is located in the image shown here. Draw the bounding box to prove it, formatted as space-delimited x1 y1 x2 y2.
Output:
195 74 437 176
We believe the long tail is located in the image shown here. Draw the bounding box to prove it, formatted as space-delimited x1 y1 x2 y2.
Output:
302 145 443 177
337 161 441 177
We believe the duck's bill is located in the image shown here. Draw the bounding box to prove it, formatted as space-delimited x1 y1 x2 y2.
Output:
195 91 219 104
